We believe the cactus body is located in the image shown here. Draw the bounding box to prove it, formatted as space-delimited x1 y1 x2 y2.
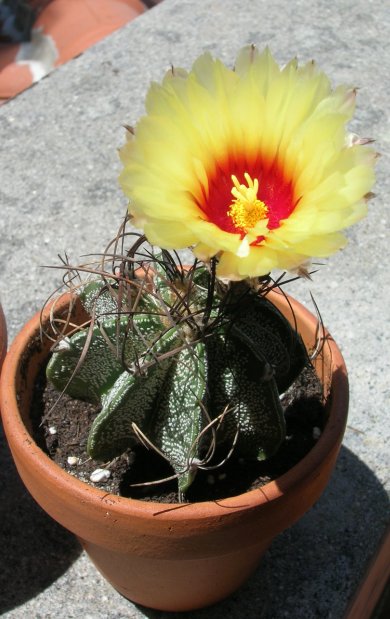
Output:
46 258 307 495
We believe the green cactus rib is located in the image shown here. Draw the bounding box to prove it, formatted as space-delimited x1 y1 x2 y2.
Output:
46 313 164 403
228 292 307 393
79 278 165 320
149 341 207 493
207 333 286 461
46 320 124 403
87 326 181 460
79 280 120 318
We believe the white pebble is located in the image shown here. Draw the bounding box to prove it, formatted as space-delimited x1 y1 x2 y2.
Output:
90 468 111 483
313 427 321 440
48 426 57 435
67 456 80 466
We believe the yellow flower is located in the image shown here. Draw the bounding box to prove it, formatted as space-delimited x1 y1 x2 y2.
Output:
119 46 376 280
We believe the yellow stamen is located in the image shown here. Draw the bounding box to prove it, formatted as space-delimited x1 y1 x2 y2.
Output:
228 172 268 232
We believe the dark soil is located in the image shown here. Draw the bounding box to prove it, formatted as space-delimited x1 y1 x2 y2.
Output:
31 365 326 503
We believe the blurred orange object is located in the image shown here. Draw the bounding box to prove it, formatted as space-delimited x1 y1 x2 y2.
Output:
0 0 145 103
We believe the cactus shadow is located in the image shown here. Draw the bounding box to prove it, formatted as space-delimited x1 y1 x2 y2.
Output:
0 424 82 615
136 444 389 619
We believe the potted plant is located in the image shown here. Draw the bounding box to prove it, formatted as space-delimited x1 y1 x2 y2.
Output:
0 45 375 612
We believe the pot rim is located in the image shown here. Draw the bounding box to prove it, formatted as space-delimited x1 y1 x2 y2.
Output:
0 302 7 367
0 289 348 522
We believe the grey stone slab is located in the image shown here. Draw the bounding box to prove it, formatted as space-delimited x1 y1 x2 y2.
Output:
0 0 389 617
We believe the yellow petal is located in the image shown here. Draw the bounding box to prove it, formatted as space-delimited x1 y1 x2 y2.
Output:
119 45 375 280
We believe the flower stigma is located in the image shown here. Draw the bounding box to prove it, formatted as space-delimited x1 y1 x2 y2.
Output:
228 172 268 233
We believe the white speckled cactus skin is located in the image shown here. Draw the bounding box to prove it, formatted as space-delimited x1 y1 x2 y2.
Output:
46 251 307 495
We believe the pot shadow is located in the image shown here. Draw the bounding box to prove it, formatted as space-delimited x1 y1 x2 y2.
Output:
0 423 82 615
136 444 389 619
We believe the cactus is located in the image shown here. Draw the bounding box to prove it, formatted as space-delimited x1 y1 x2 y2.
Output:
46 246 307 498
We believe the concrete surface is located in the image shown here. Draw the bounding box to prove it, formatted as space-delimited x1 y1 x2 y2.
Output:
0 0 389 617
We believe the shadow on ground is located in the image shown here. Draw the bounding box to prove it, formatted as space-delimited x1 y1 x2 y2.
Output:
1 418 388 618
0 424 82 615
136 445 389 619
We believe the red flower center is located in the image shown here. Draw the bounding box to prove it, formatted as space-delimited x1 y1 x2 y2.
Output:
198 155 297 243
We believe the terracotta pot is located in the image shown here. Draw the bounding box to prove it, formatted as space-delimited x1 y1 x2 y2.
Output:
0 0 145 103
0 291 348 611
0 303 7 369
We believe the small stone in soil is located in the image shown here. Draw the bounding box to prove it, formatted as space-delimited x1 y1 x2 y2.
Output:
90 468 111 483
313 426 321 439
